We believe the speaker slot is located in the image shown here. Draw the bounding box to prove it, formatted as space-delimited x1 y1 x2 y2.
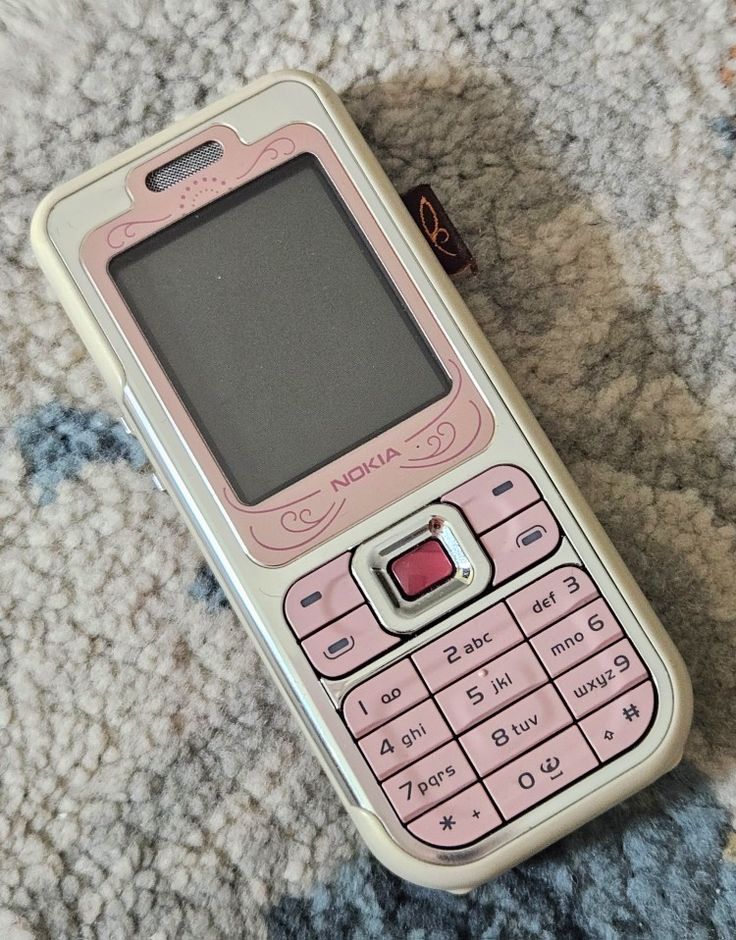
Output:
145 140 224 192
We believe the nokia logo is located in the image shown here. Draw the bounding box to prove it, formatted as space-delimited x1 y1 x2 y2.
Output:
331 448 401 491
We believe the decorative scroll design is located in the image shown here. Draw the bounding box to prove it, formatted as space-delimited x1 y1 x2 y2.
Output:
236 136 297 180
106 215 172 249
404 420 457 461
222 486 321 515
417 195 456 258
400 361 488 469
222 485 346 553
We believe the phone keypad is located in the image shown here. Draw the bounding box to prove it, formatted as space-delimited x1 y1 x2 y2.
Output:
486 726 598 819
382 741 476 822
459 683 571 776
283 463 658 849
358 699 452 780
553 639 649 719
343 659 427 737
506 565 598 636
411 603 522 692
435 644 548 733
442 464 541 533
530 598 624 676
407 783 501 847
580 680 656 761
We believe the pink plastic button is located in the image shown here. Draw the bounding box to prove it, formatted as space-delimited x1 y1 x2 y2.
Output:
554 639 648 719
442 465 540 534
481 503 560 586
285 553 364 639
389 538 455 599
382 741 476 822
531 598 624 677
301 606 399 679
343 660 428 738
408 783 501 848
359 699 452 780
580 681 656 761
435 644 547 733
485 726 598 819
460 684 572 776
507 566 598 637
411 603 523 693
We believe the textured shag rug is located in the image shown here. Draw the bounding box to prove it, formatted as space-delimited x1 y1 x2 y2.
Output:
2 1 736 937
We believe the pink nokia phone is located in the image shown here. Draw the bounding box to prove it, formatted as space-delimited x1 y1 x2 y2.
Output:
32 71 692 892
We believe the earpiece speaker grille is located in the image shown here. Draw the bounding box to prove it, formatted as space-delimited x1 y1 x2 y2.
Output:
145 140 224 192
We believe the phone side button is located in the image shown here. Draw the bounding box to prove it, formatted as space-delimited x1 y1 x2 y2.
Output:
408 783 502 848
151 473 167 492
301 605 399 679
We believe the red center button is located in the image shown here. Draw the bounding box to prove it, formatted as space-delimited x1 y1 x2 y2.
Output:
389 539 455 599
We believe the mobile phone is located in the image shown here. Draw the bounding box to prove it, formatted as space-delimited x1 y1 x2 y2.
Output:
31 70 692 892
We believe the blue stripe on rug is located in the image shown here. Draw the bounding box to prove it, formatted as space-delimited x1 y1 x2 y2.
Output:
265 764 736 940
13 401 147 503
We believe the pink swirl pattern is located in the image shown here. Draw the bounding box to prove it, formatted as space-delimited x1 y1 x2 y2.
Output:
280 503 338 534
405 421 457 461
249 498 346 552
401 401 485 469
223 484 346 552
236 136 297 180
401 359 489 469
106 215 172 249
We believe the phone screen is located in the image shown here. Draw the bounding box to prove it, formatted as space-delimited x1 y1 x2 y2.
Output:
110 154 449 504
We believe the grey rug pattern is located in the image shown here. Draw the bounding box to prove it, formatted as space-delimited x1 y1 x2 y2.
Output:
2 1 736 937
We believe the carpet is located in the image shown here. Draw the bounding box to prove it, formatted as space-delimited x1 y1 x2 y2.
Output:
2 1 736 937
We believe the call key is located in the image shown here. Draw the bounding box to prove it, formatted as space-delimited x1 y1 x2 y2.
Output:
301 605 399 678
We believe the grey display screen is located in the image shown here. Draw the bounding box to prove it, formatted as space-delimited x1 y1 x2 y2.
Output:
110 154 449 504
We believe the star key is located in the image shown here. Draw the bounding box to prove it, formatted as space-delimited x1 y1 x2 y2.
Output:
408 784 502 848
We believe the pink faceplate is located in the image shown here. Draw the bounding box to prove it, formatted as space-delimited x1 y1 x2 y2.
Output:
81 123 495 566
